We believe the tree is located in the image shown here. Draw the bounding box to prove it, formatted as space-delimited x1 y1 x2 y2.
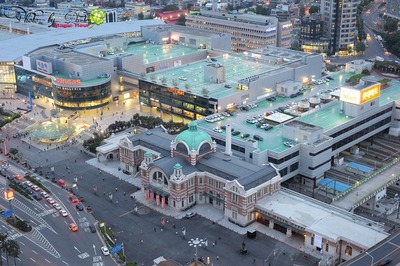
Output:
361 69 370 75
202 88 209 96
0 233 7 265
163 4 179 11
4 239 20 266
176 14 186 26
138 12 144 20
384 18 398 32
355 42 366 54
8 148 18 159
309 5 320 14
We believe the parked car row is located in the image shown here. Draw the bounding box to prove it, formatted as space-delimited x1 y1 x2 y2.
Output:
239 103 258 111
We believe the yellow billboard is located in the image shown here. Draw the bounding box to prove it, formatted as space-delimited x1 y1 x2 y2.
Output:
340 83 380 105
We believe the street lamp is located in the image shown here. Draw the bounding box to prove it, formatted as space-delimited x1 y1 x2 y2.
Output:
395 194 400 219
365 251 374 266
188 238 204 266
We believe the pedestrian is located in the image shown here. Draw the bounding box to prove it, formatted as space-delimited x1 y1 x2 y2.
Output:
154 227 156 232
103 192 106 196
124 192 126 196
215 240 217 246
216 256 219 260
102 177 105 182
115 187 118 192
213 242 215 247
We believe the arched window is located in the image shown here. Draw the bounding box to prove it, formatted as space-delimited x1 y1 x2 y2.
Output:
152 171 168 186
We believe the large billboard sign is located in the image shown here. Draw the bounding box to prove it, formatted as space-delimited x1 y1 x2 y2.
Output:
340 83 380 105
36 60 53 74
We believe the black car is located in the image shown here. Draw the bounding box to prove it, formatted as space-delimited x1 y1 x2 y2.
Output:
264 126 273 131
76 203 84 211
33 193 42 200
254 135 263 141
326 76 334 80
290 94 297 98
19 183 27 189
25 188 33 195
296 91 304 96
89 224 96 233
241 133 250 139
232 131 241 136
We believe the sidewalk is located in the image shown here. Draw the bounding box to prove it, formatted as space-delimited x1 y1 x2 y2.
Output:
87 157 322 259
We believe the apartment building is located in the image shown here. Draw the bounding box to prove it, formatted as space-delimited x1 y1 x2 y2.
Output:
320 0 359 55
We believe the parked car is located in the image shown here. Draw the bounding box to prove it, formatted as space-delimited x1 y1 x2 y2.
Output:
232 131 241 136
47 197 56 205
69 196 78 203
41 191 49 198
33 193 42 200
32 185 40 192
25 188 33 194
254 135 263 141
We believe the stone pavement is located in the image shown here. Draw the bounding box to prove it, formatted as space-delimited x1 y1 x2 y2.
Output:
87 157 321 259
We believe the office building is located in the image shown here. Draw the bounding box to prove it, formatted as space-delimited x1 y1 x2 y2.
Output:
185 7 293 52
300 15 330 53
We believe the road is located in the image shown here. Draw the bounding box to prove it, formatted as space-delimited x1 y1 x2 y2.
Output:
0 160 115 266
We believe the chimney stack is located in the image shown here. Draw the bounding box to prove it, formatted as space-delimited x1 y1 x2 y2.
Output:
225 124 232 156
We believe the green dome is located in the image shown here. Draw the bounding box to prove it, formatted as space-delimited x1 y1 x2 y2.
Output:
175 121 212 151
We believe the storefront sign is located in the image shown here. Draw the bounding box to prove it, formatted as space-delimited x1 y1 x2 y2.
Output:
58 87 82 91
32 76 53 87
167 88 185 96
55 78 81 85
0 5 104 28
36 60 53 74
360 83 380 104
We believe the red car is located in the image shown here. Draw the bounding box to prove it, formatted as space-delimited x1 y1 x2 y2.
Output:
69 196 78 203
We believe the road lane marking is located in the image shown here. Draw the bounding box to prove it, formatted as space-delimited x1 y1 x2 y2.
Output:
62 260 69 265
45 259 51 263
74 246 81 253
19 241 25 246
30 258 36 262
32 250 37 254
119 210 135 217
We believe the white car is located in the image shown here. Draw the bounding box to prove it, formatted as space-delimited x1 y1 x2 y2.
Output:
41 191 49 198
59 209 68 217
53 203 62 210
185 212 196 219
24 181 32 187
47 197 56 205
213 127 222 133
101 246 110 256
32 185 40 192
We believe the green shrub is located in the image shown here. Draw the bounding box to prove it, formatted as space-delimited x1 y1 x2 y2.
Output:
5 216 32 232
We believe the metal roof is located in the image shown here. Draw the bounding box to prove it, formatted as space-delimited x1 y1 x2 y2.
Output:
0 19 165 62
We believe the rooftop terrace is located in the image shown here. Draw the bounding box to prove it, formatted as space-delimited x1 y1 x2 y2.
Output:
197 71 398 153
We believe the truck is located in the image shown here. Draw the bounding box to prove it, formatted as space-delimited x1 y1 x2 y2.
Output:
375 56 384 62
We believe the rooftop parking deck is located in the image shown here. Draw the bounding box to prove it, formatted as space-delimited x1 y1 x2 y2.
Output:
147 53 281 99
124 43 201 64
198 71 398 153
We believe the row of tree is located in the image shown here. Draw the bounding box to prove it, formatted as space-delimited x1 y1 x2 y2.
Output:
0 233 20 266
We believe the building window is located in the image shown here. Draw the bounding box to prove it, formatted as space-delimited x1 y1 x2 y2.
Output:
345 246 352 256
125 164 129 171
189 194 194 203
232 209 237 219
325 243 329 252
199 177 203 184
232 193 239 203
189 179 194 187
311 235 314 246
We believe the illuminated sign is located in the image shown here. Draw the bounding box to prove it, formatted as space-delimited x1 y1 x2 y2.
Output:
360 84 380 104
4 190 14 200
55 78 81 85
32 76 53 87
340 83 381 105
167 88 185 96
266 27 276 33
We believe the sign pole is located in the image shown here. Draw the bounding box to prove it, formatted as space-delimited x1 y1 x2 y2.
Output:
122 243 124 257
